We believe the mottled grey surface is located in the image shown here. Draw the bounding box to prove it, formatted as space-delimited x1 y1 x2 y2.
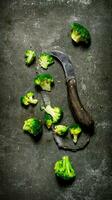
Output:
0 0 112 200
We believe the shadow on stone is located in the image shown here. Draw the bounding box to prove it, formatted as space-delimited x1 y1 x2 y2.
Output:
71 39 91 49
55 175 75 187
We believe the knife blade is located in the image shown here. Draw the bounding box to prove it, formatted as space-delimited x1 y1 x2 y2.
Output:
50 50 94 130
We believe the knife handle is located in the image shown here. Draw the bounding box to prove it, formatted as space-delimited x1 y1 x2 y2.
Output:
67 78 94 128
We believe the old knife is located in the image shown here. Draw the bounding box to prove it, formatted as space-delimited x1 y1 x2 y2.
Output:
50 50 94 130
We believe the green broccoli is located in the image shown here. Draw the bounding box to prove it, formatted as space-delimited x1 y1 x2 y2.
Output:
23 118 42 136
69 124 82 144
39 52 54 69
54 156 76 180
44 113 53 129
20 91 38 106
54 125 68 137
42 105 63 124
34 73 54 92
25 50 36 65
70 22 91 45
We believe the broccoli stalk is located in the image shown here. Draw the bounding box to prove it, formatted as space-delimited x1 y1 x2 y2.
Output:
25 50 36 65
69 124 82 144
39 52 54 69
34 73 54 92
54 156 76 180
20 91 38 106
23 118 42 136
42 105 63 124
54 125 68 137
70 22 91 45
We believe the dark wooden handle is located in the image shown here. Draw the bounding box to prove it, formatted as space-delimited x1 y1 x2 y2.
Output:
67 79 94 128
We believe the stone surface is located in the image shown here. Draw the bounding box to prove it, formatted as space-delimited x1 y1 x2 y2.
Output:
0 0 112 200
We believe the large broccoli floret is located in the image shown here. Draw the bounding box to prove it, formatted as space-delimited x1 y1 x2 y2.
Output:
70 22 91 45
34 73 54 91
69 124 82 144
25 50 36 65
20 91 38 106
23 118 42 136
44 113 53 129
39 52 54 69
42 105 63 124
54 156 76 181
54 125 68 137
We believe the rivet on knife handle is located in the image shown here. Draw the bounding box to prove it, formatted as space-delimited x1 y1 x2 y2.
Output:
67 78 94 128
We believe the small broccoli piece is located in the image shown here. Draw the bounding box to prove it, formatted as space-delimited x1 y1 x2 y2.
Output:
25 50 36 65
39 52 54 69
23 118 42 136
69 124 82 144
34 73 54 91
70 22 91 45
42 105 63 124
44 113 53 129
54 156 76 181
20 91 38 106
54 125 68 137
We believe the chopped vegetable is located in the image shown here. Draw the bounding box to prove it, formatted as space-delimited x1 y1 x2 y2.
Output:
69 124 82 144
39 52 54 69
23 118 42 136
54 125 68 137
42 105 63 124
25 50 36 65
20 91 38 106
54 156 76 180
44 113 53 129
70 22 91 45
34 73 54 91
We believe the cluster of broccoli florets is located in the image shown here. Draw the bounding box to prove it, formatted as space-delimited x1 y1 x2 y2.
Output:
54 156 76 180
70 22 91 45
38 52 54 69
23 118 42 136
34 73 54 92
20 21 91 182
20 91 38 106
53 123 82 143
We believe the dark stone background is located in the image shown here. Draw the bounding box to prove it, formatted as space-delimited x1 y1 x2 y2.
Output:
0 0 112 200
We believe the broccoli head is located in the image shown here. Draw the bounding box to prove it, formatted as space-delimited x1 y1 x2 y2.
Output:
20 91 38 106
70 22 91 45
69 124 82 144
39 52 54 69
54 156 76 180
42 105 63 124
44 113 53 129
34 73 54 91
23 118 42 136
54 125 68 137
25 50 36 65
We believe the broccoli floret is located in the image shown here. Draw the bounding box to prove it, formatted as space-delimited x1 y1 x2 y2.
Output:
23 118 42 136
25 50 36 65
34 73 54 92
54 156 76 180
54 125 68 137
20 91 38 106
70 22 91 45
69 124 82 144
42 105 63 124
39 52 54 69
44 113 53 129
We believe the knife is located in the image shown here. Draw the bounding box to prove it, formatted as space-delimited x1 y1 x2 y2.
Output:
50 50 94 130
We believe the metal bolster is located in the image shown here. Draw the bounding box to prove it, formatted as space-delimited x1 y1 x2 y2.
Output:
66 76 75 83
